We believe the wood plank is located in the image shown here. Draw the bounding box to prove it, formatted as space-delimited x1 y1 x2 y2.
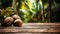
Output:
23 23 60 26
0 23 60 33
0 32 60 34
0 28 60 32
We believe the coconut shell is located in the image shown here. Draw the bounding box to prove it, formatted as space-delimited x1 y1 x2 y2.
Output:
13 19 23 27
4 17 14 26
12 15 20 20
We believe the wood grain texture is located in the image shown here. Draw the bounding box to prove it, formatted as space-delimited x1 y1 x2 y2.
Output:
0 23 60 33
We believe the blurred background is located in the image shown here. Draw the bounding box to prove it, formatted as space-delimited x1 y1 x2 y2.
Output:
0 0 60 23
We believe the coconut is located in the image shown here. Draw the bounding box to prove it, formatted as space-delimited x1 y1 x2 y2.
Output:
4 17 14 26
12 15 20 20
13 19 23 27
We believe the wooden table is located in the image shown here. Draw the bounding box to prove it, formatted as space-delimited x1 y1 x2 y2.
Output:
0 23 60 34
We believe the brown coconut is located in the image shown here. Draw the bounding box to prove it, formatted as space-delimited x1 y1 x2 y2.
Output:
12 15 20 20
4 17 14 26
13 19 23 27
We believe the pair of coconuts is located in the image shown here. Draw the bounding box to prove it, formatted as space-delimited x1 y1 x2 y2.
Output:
3 15 23 27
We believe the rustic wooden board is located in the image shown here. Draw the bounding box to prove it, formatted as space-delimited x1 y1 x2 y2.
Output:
0 32 60 34
0 23 60 34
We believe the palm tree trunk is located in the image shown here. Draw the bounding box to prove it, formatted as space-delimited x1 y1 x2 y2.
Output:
48 0 51 22
36 0 39 22
12 0 18 14
42 0 45 22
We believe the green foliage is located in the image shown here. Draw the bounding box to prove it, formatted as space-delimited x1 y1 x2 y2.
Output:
17 0 57 22
18 0 37 22
0 0 57 23
0 7 15 18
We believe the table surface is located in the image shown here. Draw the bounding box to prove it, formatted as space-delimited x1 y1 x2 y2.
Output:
0 23 60 33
